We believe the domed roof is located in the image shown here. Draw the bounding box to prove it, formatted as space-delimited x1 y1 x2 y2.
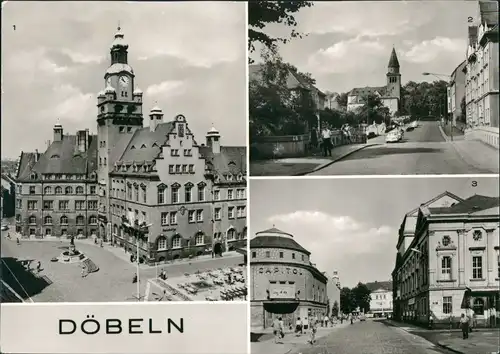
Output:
206 126 220 136
150 106 163 114
251 227 310 255
105 63 134 75
110 27 128 50
104 84 115 93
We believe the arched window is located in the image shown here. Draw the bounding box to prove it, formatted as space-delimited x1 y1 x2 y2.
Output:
65 186 73 194
171 185 180 204
44 216 52 224
473 298 485 315
76 186 84 195
55 186 63 195
157 185 166 204
157 236 167 250
44 186 52 194
185 184 193 203
227 229 236 240
113 224 118 235
172 235 182 248
89 216 97 224
28 216 36 224
60 215 68 224
76 215 84 225
195 232 204 245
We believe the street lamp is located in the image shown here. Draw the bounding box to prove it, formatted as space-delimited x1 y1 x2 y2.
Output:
122 213 152 302
422 72 454 141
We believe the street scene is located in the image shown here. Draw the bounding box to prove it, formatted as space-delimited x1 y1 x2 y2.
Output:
249 1 499 176
249 177 499 354
1 2 247 302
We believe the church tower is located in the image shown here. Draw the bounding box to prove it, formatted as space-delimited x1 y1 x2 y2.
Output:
386 47 401 104
96 26 144 240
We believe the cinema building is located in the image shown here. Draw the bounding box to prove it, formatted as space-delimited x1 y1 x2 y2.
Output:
392 192 500 328
250 227 328 330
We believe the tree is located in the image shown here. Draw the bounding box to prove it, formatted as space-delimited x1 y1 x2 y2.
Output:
332 300 340 317
358 94 388 125
340 287 355 314
401 80 448 119
336 92 348 110
351 282 372 313
248 1 313 57
249 47 312 138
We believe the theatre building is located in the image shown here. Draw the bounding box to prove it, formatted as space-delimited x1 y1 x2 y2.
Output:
392 193 499 328
250 227 328 330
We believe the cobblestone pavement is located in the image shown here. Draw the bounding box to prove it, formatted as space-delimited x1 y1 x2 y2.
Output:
279 320 454 354
1 236 244 302
310 122 495 175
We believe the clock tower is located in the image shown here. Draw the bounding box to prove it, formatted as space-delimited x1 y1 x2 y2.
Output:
96 26 144 241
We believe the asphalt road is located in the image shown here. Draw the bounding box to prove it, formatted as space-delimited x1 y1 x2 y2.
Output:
291 320 454 354
310 121 490 175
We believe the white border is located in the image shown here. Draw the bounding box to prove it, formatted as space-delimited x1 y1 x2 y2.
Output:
249 174 499 180
244 2 251 354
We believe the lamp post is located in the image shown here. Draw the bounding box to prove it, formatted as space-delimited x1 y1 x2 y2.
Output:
122 214 152 301
422 72 454 141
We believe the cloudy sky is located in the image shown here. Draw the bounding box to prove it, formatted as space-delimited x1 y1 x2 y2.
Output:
250 1 478 94
1 1 246 159
250 177 499 288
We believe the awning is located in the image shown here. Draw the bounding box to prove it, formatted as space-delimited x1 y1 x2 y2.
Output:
235 248 247 256
461 287 499 308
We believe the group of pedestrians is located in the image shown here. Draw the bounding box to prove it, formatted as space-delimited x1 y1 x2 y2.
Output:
310 124 354 157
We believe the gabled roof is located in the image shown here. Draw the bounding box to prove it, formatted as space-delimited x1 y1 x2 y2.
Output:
199 146 246 176
365 281 392 292
348 86 387 97
428 194 499 215
117 122 174 164
16 152 39 180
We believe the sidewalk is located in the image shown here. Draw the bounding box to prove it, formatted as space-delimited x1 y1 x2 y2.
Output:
251 322 351 354
386 320 500 354
438 125 498 173
250 143 379 176
3 232 241 270
437 331 500 354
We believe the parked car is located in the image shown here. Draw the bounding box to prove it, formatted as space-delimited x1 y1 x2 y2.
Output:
385 130 400 143
359 315 366 321
1 224 9 231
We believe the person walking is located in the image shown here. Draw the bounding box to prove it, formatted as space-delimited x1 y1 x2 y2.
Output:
308 319 317 345
295 317 302 335
273 317 284 344
324 314 329 328
460 313 469 339
321 125 332 157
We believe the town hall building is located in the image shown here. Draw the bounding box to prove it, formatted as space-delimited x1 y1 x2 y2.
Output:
14 27 247 264
347 48 402 116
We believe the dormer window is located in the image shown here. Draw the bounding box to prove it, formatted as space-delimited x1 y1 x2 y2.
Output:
30 172 37 180
140 144 146 149
152 142 158 148
130 145 136 150
51 154 60 159
227 174 233 181
119 126 125 133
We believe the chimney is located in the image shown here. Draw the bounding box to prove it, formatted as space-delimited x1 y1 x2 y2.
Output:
206 126 221 154
149 106 163 132
35 149 39 162
46 140 51 149
77 130 87 153
53 123 63 142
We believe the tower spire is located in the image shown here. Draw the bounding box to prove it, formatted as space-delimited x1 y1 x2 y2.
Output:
388 47 400 68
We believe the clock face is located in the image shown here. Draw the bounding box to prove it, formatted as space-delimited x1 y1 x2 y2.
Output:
119 76 130 87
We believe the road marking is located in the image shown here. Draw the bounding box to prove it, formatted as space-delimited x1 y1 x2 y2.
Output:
144 281 151 302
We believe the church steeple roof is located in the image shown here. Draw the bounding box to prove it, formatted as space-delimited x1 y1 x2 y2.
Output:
388 47 400 68
111 26 128 50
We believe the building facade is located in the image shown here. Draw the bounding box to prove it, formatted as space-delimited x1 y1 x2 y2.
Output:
1 174 16 218
366 281 393 318
326 270 341 316
392 193 499 328
347 48 401 116
448 60 467 127
464 0 499 149
14 27 247 262
250 227 328 330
